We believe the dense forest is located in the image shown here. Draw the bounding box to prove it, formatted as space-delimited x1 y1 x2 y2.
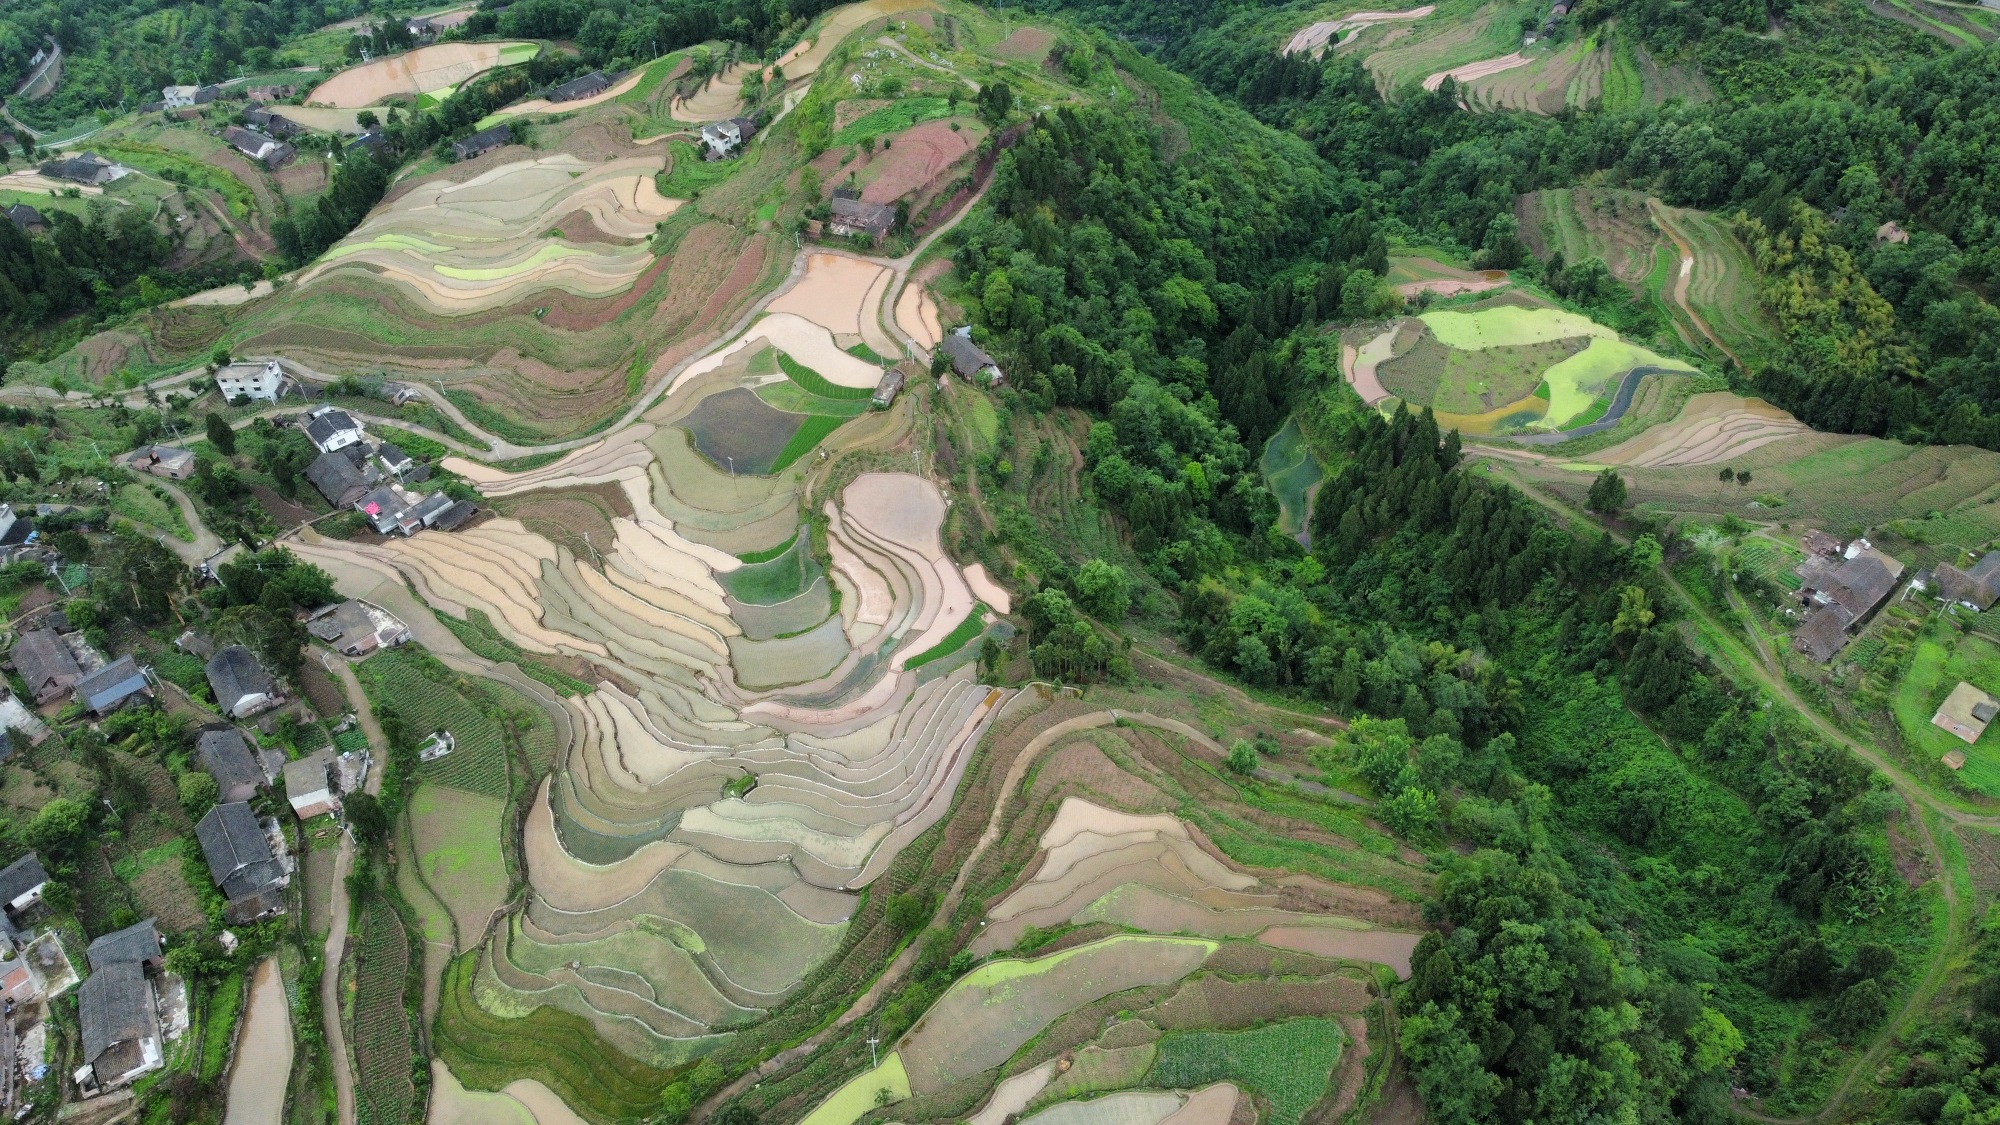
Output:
950 29 1991 1117
1025 0 2000 461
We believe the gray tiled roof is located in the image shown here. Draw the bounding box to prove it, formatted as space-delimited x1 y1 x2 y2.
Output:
205 646 273 715
198 728 265 803
306 450 369 507
194 802 283 901
0 852 48 907
75 655 148 713
11 629 80 697
80 959 157 1067
86 918 161 971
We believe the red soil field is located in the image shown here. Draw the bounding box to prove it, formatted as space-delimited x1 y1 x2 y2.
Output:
861 120 976 204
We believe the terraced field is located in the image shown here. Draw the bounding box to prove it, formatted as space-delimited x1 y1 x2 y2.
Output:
353 898 418 1125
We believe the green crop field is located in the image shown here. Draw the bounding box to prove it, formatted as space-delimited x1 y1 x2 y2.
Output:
435 608 594 697
904 605 988 669
771 414 849 473
723 534 824 604
409 785 511 945
1601 35 1644 112
353 898 417 1125
358 646 548 799
779 352 876 400
110 482 191 541
1148 1018 1345 1125
435 954 673 1123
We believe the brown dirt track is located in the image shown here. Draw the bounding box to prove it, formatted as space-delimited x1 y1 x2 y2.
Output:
860 119 976 204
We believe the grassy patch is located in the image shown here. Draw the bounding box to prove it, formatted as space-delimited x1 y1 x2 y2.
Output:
198 971 246 1081
434 608 594 697
903 605 988 670
1147 1018 1345 1125
1890 621 2000 796
92 141 257 218
658 140 741 198
722 534 823 604
778 352 876 400
832 96 953 146
111 482 192 541
357 645 551 799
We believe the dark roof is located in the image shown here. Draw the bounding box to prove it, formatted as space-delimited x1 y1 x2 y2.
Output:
940 332 997 377
377 442 412 470
6 203 42 229
411 491 454 525
40 155 114 184
205 645 274 715
1940 551 2000 610
1797 547 1904 626
349 130 390 157
12 628 80 696
548 71 611 101
728 116 758 139
198 728 265 803
1792 608 1850 663
306 450 369 507
872 368 906 408
86 918 161 971
79 959 157 1067
355 485 408 522
303 409 360 448
829 195 895 235
0 853 48 906
0 511 31 548
432 499 478 531
194 802 284 901
76 656 148 713
452 125 511 160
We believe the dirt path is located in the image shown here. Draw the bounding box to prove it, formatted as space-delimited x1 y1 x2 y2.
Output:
1485 460 1983 1122
195 190 265 261
153 480 227 564
321 835 357 1125
1647 199 1745 370
329 658 387 796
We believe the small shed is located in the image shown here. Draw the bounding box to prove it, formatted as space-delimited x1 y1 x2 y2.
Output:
283 749 338 819
1932 681 2000 745
451 125 512 162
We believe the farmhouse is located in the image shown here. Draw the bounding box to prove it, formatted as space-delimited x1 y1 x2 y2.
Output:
194 800 288 916
194 801 287 922
246 84 295 103
1800 529 1843 558
283 749 339 819
303 407 364 452
376 442 414 477
699 117 758 159
941 328 1004 384
77 960 162 1090
75 656 150 714
86 918 163 974
215 359 284 404
306 449 372 508
355 485 423 536
222 125 295 167
0 853 49 917
12 629 81 703
40 152 121 185
1791 608 1850 663
198 727 266 803
162 84 221 109
548 70 612 102
248 109 304 139
307 600 411 657
828 190 895 239
205 645 277 719
1933 682 2000 745
126 444 196 480
0 504 33 561
452 125 512 162
1935 551 2000 610
873 369 906 409
349 130 391 159
406 16 437 39
6 204 44 232
1796 540 1904 626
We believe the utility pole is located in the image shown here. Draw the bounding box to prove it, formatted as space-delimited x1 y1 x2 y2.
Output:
867 1037 880 1069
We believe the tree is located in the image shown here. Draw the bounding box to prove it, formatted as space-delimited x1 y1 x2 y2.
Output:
25 797 92 865
1585 468 1627 513
1718 467 1735 482
177 771 219 820
343 792 389 843
1737 469 1753 486
205 412 236 456
1226 739 1258 774
885 891 932 931
1074 559 1130 620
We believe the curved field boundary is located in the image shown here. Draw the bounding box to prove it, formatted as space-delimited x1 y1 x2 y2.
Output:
1284 6 1436 56
1422 50 1531 92
1499 365 1671 444
1646 199 1744 368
